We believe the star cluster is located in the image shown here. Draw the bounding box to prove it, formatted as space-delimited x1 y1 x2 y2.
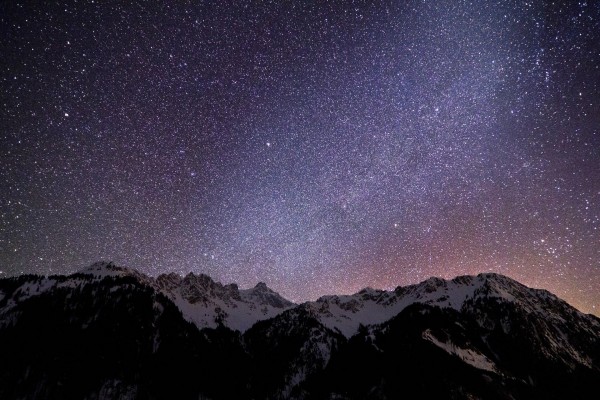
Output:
1 1 598 315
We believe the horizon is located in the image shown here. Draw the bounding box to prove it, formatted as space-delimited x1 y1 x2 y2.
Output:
2 259 596 317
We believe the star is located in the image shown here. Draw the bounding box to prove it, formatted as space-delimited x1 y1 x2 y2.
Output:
0 0 598 315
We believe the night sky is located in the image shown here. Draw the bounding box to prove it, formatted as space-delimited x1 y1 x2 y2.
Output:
1 1 599 315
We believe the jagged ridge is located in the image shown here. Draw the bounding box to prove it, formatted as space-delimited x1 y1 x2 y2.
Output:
0 263 598 399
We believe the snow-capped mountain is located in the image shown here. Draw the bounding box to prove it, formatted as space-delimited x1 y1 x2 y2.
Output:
0 263 598 400
76 261 295 332
305 272 599 338
154 271 295 332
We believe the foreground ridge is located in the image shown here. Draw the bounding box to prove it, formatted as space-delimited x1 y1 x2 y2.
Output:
0 263 598 399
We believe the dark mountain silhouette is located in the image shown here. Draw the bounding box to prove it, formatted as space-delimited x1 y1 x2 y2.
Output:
0 262 598 399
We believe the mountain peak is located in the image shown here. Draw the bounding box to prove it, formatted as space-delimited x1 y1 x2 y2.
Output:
308 272 571 338
152 272 295 332
184 271 213 280
241 282 295 311
62 266 578 339
80 260 115 270
476 272 518 283
1 267 597 399
78 261 133 277
77 262 154 287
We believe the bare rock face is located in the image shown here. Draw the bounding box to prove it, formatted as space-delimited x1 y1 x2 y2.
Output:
79 263 296 332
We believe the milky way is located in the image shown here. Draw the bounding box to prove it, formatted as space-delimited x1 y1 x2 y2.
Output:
1 1 599 314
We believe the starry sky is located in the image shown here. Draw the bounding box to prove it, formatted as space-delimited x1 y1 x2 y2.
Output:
1 1 599 315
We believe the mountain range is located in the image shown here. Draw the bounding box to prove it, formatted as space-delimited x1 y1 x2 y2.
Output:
0 262 598 399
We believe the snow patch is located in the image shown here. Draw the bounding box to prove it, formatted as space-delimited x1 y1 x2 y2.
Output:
308 273 550 338
422 329 498 373
158 275 295 332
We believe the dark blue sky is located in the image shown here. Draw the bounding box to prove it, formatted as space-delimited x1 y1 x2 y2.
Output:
1 0 598 315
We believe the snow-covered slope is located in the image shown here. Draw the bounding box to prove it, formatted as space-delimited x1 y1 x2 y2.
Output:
155 272 295 332
80 262 296 332
1 263 599 399
0 262 295 333
304 273 599 338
